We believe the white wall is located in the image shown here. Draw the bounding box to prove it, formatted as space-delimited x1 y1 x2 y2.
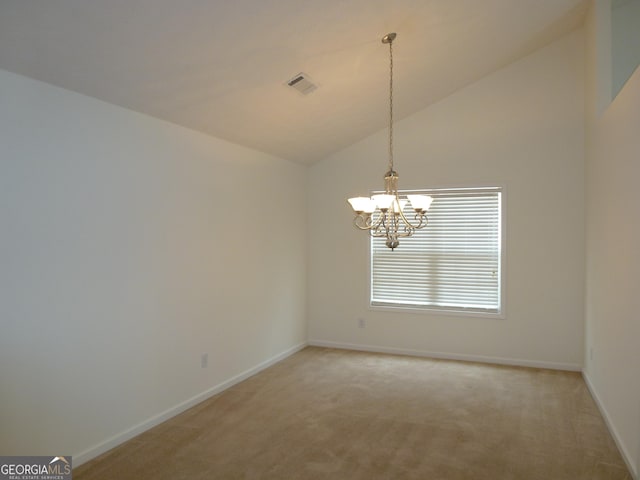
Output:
308 30 585 370
584 1 640 476
0 69 307 462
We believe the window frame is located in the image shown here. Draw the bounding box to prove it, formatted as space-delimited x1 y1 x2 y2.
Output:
367 185 506 319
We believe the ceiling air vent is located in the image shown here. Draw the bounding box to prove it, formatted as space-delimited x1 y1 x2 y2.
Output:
286 72 317 95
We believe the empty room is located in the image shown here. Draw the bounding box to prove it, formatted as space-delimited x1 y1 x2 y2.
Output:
1 0 638 479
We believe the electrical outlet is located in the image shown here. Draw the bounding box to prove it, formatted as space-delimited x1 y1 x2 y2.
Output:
201 353 208 368
358 318 366 328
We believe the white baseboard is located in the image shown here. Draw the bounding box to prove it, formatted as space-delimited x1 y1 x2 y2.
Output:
582 371 638 480
308 339 583 371
73 341 307 467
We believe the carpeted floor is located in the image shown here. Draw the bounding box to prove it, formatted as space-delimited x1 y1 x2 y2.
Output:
75 347 631 479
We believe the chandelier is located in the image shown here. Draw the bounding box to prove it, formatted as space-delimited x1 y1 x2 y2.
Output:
347 32 432 250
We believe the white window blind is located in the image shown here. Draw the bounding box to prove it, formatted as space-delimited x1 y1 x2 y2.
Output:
371 187 502 314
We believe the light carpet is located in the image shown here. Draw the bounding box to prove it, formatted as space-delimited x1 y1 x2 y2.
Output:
75 346 631 479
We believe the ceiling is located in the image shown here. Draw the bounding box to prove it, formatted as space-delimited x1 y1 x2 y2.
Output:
0 0 588 165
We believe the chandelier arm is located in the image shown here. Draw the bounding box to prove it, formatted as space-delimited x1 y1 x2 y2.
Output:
396 207 428 230
390 209 399 233
352 215 370 230
395 229 415 239
372 213 385 232
393 211 413 238
373 211 389 236
414 213 428 229
353 212 389 231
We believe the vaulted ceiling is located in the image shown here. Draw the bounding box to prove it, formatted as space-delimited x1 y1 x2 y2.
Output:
0 0 588 164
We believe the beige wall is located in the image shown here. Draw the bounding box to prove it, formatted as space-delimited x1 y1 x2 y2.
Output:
308 30 585 369
584 1 640 476
0 69 307 463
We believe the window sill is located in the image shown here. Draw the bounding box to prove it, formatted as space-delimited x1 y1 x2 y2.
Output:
369 303 506 319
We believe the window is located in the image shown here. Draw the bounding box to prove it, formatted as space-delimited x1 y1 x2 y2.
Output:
371 187 503 315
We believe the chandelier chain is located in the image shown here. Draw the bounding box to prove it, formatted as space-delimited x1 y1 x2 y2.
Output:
388 37 394 172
